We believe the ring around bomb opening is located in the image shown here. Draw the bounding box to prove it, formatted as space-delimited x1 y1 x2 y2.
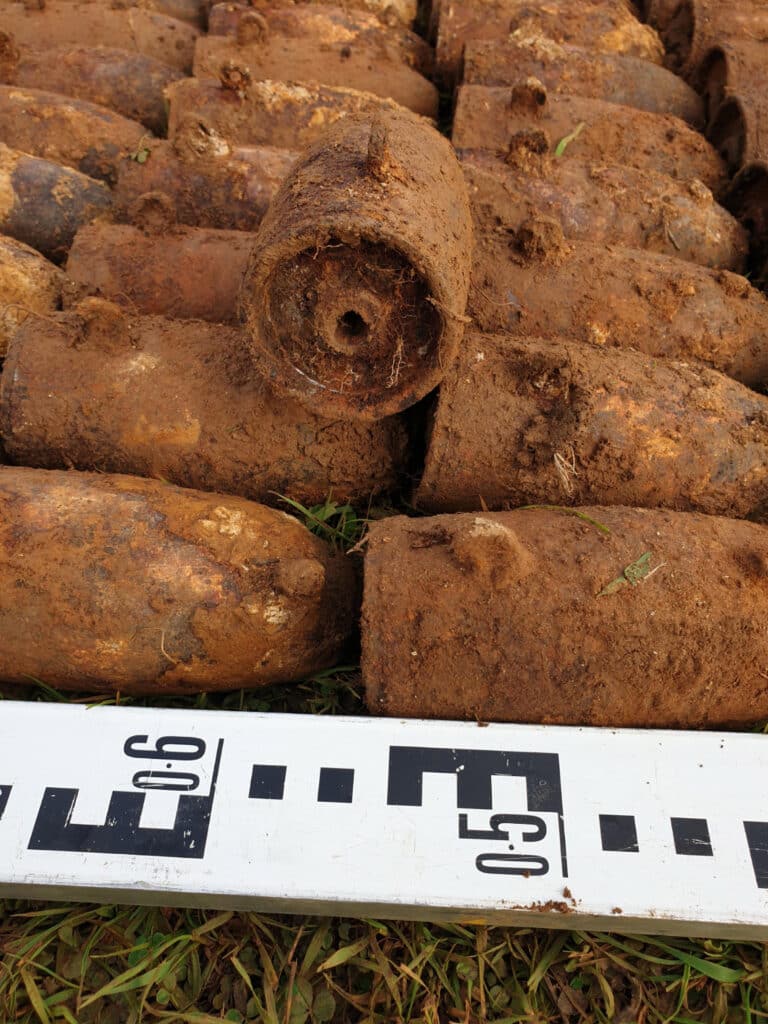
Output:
260 237 441 404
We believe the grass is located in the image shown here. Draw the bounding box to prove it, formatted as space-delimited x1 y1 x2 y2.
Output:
553 123 587 158
2 872 768 1022
274 496 369 551
1 500 767 1022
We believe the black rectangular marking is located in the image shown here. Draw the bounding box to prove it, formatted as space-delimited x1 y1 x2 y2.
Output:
386 746 568 878
600 814 639 853
744 822 768 889
249 765 286 801
0 786 10 819
318 768 354 804
671 817 713 857
387 747 563 812
27 741 223 860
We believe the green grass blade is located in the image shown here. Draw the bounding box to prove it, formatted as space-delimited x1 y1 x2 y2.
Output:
554 122 586 156
650 939 746 983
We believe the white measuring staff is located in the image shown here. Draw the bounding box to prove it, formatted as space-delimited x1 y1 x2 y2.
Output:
0 700 766 938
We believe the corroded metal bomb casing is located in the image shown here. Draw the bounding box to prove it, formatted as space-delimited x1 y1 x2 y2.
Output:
726 161 768 267
469 221 768 389
202 4 432 70
114 126 296 231
166 78 404 149
452 86 726 192
148 0 208 27
193 6 438 117
0 86 148 185
207 2 249 34
416 331 768 516
436 0 663 84
657 0 768 78
0 3 199 71
462 150 746 270
0 467 355 694
696 38 767 122
709 92 768 177
0 235 63 356
207 0 419 31
16 0 209 27
0 304 406 506
65 220 253 323
362 507 768 728
242 110 473 420
644 0 678 31
462 37 704 126
0 144 113 263
0 36 183 135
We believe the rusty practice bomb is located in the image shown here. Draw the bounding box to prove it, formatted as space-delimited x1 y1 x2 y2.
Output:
644 0 679 31
415 331 768 517
150 0 208 27
114 131 295 232
0 303 406 507
462 150 747 270
0 466 355 694
362 506 768 728
452 86 727 192
207 0 418 31
207 2 251 34
0 235 63 356
0 36 183 135
202 5 432 70
166 77 405 149
242 110 473 420
462 37 704 127
657 0 768 79
1 3 199 72
709 93 768 177
193 6 438 118
0 85 148 185
696 38 767 122
65 220 254 323
725 161 768 268
436 0 663 84
470 220 768 389
16 0 208 27
0 144 113 263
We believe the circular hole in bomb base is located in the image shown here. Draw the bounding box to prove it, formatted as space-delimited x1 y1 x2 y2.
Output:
336 310 370 346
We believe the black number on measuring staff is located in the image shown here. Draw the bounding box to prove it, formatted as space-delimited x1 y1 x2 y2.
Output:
132 771 200 792
124 735 206 792
459 813 550 876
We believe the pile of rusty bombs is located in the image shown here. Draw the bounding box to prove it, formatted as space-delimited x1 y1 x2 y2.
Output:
1 0 768 732
646 0 768 292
